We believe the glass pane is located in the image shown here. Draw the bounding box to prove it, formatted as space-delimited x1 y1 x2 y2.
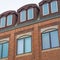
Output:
51 1 58 13
0 44 2 58
42 3 49 15
42 33 50 49
20 11 26 22
0 17 6 28
17 39 24 54
50 30 59 48
7 15 12 26
28 8 33 20
25 37 31 53
2 43 8 58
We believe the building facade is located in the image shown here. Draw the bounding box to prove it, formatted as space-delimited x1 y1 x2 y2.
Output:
0 0 60 60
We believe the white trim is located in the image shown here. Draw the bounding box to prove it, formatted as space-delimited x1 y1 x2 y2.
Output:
16 32 32 39
0 58 8 60
41 25 58 33
16 53 32 57
0 38 9 43
42 48 60 52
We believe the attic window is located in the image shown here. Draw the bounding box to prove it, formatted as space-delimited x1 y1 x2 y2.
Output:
27 8 34 20
51 1 58 13
0 17 6 28
7 15 13 26
20 10 26 22
42 3 49 15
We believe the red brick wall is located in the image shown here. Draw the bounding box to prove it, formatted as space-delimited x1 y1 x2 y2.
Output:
0 18 60 60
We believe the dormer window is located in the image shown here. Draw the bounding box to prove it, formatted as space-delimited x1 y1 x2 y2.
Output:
7 15 12 26
27 8 34 20
51 1 58 13
0 17 6 28
42 3 49 15
20 10 26 22
18 4 39 23
20 8 34 22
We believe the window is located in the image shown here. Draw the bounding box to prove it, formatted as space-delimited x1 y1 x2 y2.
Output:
0 42 8 59
42 30 59 50
42 33 50 49
17 39 24 54
20 10 26 22
0 17 6 28
17 36 32 55
28 8 34 20
0 44 2 58
25 37 31 53
7 15 12 26
42 3 49 15
51 1 58 13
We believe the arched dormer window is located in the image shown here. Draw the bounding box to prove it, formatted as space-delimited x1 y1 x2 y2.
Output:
7 15 13 26
41 26 59 50
42 3 49 15
0 11 17 29
27 8 34 20
50 1 58 13
17 4 39 23
20 10 26 22
0 17 6 28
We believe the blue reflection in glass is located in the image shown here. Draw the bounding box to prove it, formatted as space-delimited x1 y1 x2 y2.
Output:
20 11 26 22
42 33 50 49
25 37 31 53
0 44 2 58
50 30 59 48
28 8 33 20
17 39 24 54
0 17 6 28
2 43 8 58
42 3 49 15
7 15 12 26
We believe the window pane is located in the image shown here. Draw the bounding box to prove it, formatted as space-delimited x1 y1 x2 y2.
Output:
28 8 33 20
2 43 8 58
0 44 2 58
20 11 26 22
42 33 50 49
7 15 12 26
17 39 24 54
51 1 58 13
50 30 59 48
42 3 49 15
0 17 6 28
25 37 31 53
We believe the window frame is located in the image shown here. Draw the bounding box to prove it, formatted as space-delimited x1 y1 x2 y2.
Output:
0 17 6 28
27 8 34 20
16 36 32 55
6 15 13 26
41 29 59 50
42 3 49 16
20 10 26 22
50 1 58 13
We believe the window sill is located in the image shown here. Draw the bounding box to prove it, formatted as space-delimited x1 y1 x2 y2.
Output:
42 47 60 52
16 53 32 57
0 58 8 60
